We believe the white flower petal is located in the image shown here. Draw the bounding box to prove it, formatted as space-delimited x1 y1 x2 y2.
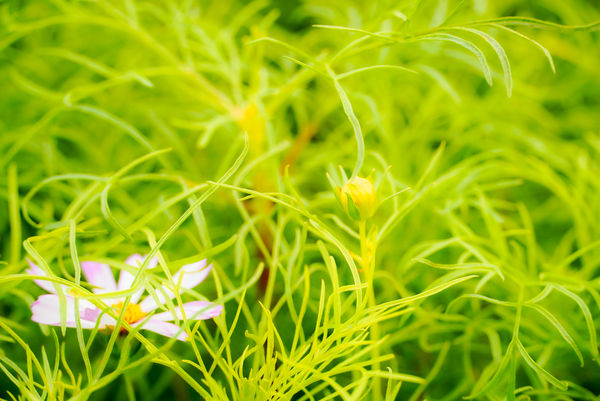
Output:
139 260 211 313
81 261 117 293
132 318 187 341
26 260 66 294
172 259 210 288
123 253 159 270
117 254 157 304
30 294 101 329
151 301 223 322
139 286 175 314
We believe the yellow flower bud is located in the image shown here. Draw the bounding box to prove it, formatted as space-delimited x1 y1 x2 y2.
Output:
338 176 376 220
235 103 265 156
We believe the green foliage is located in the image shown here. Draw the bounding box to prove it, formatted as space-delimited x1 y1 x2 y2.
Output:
0 0 599 399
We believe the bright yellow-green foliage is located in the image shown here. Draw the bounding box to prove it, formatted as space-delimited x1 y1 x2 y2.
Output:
0 0 599 400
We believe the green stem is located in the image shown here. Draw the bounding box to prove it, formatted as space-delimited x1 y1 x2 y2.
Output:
327 65 364 179
7 164 21 269
359 220 382 401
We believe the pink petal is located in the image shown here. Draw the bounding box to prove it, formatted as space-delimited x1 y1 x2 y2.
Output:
139 260 212 313
30 294 100 329
81 261 117 293
124 254 159 270
132 318 187 341
138 285 176 313
117 254 158 304
172 259 210 288
151 301 223 322
26 260 64 294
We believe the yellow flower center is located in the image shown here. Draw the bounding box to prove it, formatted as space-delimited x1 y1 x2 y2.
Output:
68 288 84 297
111 301 146 324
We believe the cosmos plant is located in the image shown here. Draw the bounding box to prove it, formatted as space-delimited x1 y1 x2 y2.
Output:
0 0 599 400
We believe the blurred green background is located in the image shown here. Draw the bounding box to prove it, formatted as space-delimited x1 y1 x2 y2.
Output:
1 0 599 399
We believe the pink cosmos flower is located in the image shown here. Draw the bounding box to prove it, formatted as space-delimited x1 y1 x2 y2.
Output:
27 254 223 341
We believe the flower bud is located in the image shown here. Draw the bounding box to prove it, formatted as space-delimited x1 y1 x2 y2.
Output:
338 176 376 220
